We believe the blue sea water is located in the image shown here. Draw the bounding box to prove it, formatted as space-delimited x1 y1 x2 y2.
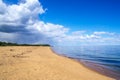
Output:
52 45 120 76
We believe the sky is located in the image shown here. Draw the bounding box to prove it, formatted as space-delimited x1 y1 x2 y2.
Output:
0 0 120 45
40 0 120 32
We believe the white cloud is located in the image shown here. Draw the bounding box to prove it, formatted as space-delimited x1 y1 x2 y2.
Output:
0 0 45 23
0 0 120 45
71 31 86 35
0 0 7 14
93 31 114 35
0 0 69 44
58 31 120 45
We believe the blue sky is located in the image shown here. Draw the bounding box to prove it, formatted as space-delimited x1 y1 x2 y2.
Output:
40 0 120 33
0 0 120 45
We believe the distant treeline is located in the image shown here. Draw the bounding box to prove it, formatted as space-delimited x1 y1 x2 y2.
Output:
0 41 50 46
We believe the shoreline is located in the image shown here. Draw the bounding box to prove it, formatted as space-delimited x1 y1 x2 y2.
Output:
50 47 118 80
79 60 120 80
0 46 115 80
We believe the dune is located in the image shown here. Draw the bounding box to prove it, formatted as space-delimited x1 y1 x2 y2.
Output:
0 46 115 80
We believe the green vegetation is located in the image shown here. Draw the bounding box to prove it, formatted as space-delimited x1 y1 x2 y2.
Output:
0 41 50 46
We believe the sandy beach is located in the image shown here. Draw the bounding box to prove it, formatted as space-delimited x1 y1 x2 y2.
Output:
0 46 115 80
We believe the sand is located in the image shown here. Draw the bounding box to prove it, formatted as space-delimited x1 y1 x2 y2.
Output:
0 46 115 80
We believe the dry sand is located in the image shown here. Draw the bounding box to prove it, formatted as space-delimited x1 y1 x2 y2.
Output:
0 46 115 80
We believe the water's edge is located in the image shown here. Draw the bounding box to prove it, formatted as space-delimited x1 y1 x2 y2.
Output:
79 60 120 80
50 47 119 80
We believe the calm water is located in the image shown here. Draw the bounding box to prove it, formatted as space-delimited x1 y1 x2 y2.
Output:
52 45 120 75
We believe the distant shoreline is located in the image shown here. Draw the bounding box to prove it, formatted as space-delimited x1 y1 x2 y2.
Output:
0 41 50 46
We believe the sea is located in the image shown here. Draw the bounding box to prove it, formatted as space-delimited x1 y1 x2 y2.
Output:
52 45 120 79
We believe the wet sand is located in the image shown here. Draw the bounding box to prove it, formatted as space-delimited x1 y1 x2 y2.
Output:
80 60 120 80
0 46 115 80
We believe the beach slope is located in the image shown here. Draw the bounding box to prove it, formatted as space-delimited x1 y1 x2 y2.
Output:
0 46 114 80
